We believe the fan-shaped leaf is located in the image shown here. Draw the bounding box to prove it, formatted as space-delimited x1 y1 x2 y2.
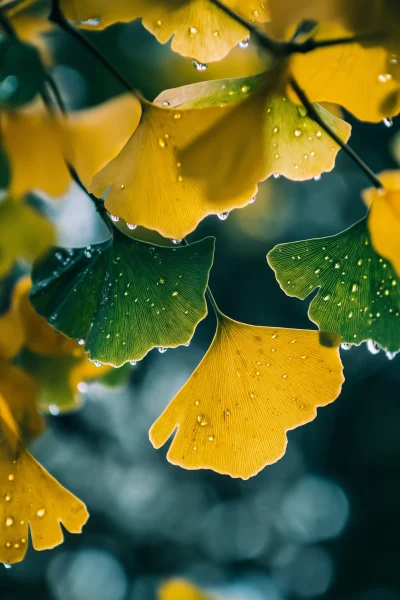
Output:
150 313 343 479
268 218 400 352
0 198 55 277
91 75 350 238
290 22 400 122
0 281 25 360
170 73 351 207
61 0 269 63
363 172 400 277
30 227 215 367
0 395 88 565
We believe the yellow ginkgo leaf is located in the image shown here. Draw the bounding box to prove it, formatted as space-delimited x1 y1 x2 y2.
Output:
91 74 350 239
62 0 269 63
290 22 400 122
11 12 55 65
0 283 25 361
1 104 70 198
174 74 351 210
61 93 142 187
0 197 56 278
150 314 344 479
363 171 400 276
0 394 88 565
0 361 43 444
158 579 210 600
1 94 142 198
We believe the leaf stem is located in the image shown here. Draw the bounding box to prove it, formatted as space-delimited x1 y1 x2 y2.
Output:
182 238 223 318
48 0 135 94
287 31 384 54
289 76 383 190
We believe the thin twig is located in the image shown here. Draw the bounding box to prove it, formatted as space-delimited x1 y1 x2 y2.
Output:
287 31 385 54
49 0 135 93
289 76 383 190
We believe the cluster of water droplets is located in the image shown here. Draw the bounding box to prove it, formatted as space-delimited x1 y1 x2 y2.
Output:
341 340 398 360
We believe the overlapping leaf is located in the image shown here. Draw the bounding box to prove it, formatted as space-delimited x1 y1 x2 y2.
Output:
363 172 400 277
0 197 55 277
61 0 269 62
91 73 350 238
290 22 400 122
0 37 46 108
150 313 343 479
30 226 215 367
268 218 400 352
0 395 88 565
158 579 210 600
1 94 140 198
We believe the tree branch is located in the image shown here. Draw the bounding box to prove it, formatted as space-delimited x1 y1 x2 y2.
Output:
48 0 135 94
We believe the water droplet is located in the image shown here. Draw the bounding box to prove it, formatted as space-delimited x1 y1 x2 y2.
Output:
3 563 11 569
341 343 352 350
323 295 330 301
189 26 197 34
273 126 279 133
314 174 321 181
77 339 85 346
294 128 302 137
241 85 250 93
110 214 120 223
5 517 14 527
172 291 179 297
352 283 358 292
348 311 353 318
218 212 229 220
158 137 167 148
172 239 182 244
249 196 256 204
283 374 288 379
386 351 397 360
197 415 208 426
315 130 322 138
49 404 60 416
208 435 215 441
127 223 137 230
37 508 46 518
158 347 168 354
383 117 393 127
79 16 101 26
90 359 102 368
174 113 182 120
4 493 11 502
213 30 219 37
8 475 14 482
156 19 162 26
162 100 169 107
20 538 26 545
239 38 249 48
192 60 208 71
273 173 281 179
310 151 316 157
367 340 380 355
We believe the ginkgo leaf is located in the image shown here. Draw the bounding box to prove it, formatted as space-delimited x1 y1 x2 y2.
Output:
363 172 400 277
61 0 269 63
0 361 43 443
267 217 400 352
2 94 141 198
290 22 400 122
159 71 350 204
150 313 343 479
11 277 110 413
158 579 210 600
30 226 215 367
0 394 88 565
0 281 25 360
0 197 56 277
91 75 350 238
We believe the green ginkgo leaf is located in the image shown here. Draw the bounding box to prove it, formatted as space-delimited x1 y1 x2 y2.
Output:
267 217 400 353
29 226 215 367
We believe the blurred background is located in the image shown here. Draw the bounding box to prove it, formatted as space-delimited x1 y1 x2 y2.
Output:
1 9 400 600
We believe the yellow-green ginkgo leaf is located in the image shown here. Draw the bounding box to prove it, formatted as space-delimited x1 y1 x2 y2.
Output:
0 197 56 277
0 281 25 360
0 361 43 443
363 172 400 277
158 579 211 600
91 75 350 238
12 277 110 413
0 394 89 565
2 94 141 198
166 72 351 208
290 22 400 122
62 0 269 63
150 313 343 479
